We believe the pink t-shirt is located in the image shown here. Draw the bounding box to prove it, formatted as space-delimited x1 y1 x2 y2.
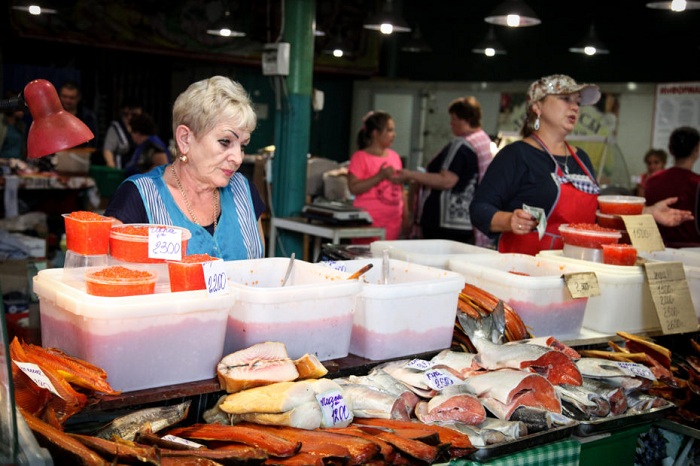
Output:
348 149 404 240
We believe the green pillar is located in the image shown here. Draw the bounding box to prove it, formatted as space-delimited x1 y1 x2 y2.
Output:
270 0 315 259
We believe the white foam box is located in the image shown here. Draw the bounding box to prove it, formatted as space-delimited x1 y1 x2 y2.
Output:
448 253 590 340
324 258 464 360
370 239 497 269
222 258 361 361
638 247 700 323
33 268 234 392
537 250 658 334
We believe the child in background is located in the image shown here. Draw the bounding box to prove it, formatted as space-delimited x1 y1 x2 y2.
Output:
635 149 667 197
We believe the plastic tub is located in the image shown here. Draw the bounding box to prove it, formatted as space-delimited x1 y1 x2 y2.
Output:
595 210 626 230
563 244 603 263
449 253 590 340
370 239 497 269
84 265 156 297
325 258 464 360
34 268 234 392
63 211 115 255
109 224 192 263
537 250 658 334
597 195 645 215
223 258 361 360
559 223 621 248
168 254 222 292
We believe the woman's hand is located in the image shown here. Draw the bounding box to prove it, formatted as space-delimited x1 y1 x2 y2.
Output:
645 197 694 227
510 209 536 234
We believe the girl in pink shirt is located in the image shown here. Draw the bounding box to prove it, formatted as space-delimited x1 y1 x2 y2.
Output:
347 111 405 242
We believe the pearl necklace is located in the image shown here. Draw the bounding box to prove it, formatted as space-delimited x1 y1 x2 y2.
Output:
170 164 219 230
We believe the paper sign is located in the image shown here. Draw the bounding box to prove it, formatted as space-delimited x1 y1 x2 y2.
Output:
148 226 183 260
316 389 351 427
161 435 205 448
203 260 228 296
615 361 656 380
13 361 63 398
424 368 459 391
405 359 435 371
621 214 665 253
643 262 699 334
562 272 601 298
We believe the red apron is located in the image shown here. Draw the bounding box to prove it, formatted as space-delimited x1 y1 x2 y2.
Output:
499 139 598 255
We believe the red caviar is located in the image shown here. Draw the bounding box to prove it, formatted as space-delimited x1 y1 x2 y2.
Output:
602 244 638 266
85 266 156 297
109 224 190 263
63 211 113 255
168 254 220 292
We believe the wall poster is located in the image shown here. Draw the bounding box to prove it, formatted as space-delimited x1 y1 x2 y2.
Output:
652 82 700 154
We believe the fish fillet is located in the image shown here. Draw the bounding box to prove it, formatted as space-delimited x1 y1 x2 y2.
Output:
294 353 328 379
219 381 315 414
414 384 486 425
217 341 299 393
232 400 323 430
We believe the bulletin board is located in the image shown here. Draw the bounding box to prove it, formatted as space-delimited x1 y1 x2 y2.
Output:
651 82 700 151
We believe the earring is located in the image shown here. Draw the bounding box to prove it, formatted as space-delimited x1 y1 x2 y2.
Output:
179 155 188 163
533 115 540 131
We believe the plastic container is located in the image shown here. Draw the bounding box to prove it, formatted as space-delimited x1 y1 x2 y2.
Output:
559 223 621 248
563 244 603 263
34 268 234 392
168 254 222 292
370 239 497 269
109 224 192 263
449 253 590 340
537 250 658 334
325 258 464 360
597 195 646 215
84 265 157 297
638 247 700 323
222 258 361 360
63 211 114 255
601 244 638 266
595 210 626 230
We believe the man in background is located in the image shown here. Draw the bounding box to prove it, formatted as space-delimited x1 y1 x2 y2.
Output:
58 80 99 149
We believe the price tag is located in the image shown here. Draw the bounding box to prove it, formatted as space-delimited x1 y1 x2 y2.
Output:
424 368 460 391
13 361 63 398
203 260 228 296
614 361 656 380
161 435 205 448
562 272 600 298
148 226 183 261
316 389 352 427
621 214 665 253
643 261 698 334
405 359 434 371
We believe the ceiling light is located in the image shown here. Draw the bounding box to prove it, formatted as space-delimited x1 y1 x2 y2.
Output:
569 24 610 55
206 10 246 37
472 27 507 56
484 0 541 27
646 1 700 11
322 35 350 58
363 0 411 34
401 27 432 53
12 4 57 15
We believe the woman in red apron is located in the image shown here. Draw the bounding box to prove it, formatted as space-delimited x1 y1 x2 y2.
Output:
470 74 692 256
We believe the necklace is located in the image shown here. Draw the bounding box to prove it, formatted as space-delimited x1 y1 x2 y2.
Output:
556 154 570 175
170 164 219 230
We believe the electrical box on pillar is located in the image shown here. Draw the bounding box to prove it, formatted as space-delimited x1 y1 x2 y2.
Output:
262 42 291 76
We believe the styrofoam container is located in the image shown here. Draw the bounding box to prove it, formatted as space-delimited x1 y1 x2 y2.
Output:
638 247 700 323
537 250 658 334
223 258 361 361
34 268 234 392
323 258 464 360
370 239 497 269
448 253 590 340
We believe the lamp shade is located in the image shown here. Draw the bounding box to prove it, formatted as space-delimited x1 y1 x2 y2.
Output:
569 24 609 55
472 27 507 56
23 79 94 159
363 0 411 34
485 0 541 27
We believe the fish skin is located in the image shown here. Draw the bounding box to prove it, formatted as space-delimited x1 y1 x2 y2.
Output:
343 368 420 415
335 382 411 420
555 384 610 418
581 378 628 415
94 400 191 441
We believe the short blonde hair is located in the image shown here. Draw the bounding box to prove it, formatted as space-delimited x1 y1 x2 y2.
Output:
172 76 256 155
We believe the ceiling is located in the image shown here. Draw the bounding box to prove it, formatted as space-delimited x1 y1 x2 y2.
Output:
4 0 700 84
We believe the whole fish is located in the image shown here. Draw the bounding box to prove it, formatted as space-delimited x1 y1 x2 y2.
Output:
555 384 610 419
94 400 191 441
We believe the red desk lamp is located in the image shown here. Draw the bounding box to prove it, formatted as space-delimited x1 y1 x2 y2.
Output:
0 79 94 159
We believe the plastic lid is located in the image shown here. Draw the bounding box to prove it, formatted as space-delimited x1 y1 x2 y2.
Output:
559 223 621 239
598 195 645 204
110 224 193 242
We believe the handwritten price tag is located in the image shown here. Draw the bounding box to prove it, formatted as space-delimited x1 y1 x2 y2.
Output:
13 361 63 399
622 214 665 252
615 361 656 380
317 389 351 427
562 272 600 298
203 260 228 296
643 261 698 334
405 359 434 371
424 368 459 391
148 226 183 261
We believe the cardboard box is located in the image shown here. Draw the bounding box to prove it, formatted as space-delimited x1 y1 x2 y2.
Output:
223 258 360 360
449 253 590 340
327 258 464 360
34 268 234 392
